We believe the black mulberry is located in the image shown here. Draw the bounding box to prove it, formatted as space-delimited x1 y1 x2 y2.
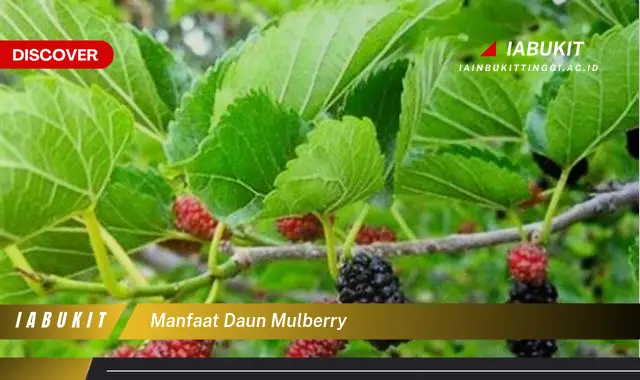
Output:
337 253 408 351
506 279 559 357
507 339 558 358
508 280 558 304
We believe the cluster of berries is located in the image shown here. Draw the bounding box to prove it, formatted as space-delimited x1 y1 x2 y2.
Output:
284 225 404 357
284 300 348 358
166 196 568 359
285 338 347 358
173 195 230 241
506 243 558 358
276 214 396 245
106 340 214 358
108 338 346 359
168 199 406 357
163 195 231 255
354 226 396 245
276 214 325 242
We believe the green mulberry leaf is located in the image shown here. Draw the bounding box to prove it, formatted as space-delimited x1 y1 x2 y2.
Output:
396 37 528 172
94 166 177 249
338 60 408 205
164 37 256 165
395 145 530 209
186 91 308 226
570 0 638 27
0 166 179 304
132 28 194 113
215 0 459 122
425 0 537 48
542 22 639 168
263 116 385 217
0 78 133 248
0 221 94 304
0 0 175 136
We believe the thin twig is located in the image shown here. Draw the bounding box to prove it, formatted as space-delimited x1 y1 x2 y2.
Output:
228 182 638 267
139 247 334 303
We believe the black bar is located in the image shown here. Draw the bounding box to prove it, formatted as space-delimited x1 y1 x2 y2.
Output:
86 358 640 380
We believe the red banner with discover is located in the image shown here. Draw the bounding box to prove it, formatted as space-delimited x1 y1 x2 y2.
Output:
0 40 114 69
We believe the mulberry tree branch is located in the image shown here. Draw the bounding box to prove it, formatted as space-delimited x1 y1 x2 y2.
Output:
138 247 335 303
129 181 637 299
229 181 639 267
33 181 632 299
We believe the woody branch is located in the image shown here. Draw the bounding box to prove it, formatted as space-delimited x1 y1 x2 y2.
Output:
37 182 637 298
227 181 638 268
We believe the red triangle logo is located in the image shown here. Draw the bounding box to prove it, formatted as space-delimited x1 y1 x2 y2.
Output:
481 41 496 57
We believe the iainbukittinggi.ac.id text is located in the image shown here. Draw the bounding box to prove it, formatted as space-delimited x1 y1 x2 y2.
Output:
458 63 599 72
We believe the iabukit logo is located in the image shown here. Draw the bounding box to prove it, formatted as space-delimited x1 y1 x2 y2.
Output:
458 40 599 73
506 40 584 56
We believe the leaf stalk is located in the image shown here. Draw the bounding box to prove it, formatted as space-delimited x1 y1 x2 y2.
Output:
390 202 417 240
82 209 129 298
317 214 338 280
540 169 571 243
507 209 526 242
205 223 227 303
204 279 221 304
342 204 371 261
208 223 227 270
100 227 148 287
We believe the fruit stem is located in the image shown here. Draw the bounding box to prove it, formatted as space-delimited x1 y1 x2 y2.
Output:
207 223 227 270
100 227 148 287
101 228 165 303
507 209 526 242
540 169 570 243
82 209 129 299
4 245 44 295
342 204 371 261
205 223 227 304
390 202 417 240
204 279 221 304
316 213 338 280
